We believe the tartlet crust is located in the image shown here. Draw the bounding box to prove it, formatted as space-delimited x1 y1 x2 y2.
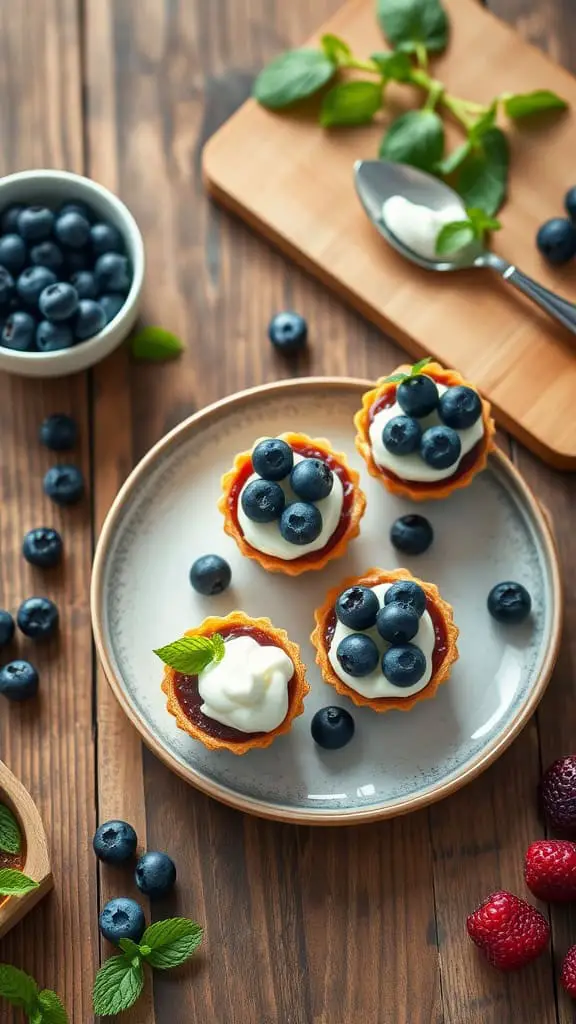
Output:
218 432 367 576
311 567 459 713
161 612 309 754
353 362 496 502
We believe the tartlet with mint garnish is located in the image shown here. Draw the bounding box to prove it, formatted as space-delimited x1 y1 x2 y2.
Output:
354 359 495 502
156 613 309 754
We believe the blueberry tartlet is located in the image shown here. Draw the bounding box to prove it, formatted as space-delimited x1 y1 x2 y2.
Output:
159 612 309 754
219 433 366 575
354 361 495 502
311 568 459 713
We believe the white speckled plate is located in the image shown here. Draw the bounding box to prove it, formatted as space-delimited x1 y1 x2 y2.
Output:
91 379 562 824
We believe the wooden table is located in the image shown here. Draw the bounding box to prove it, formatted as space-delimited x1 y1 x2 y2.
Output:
0 0 574 1021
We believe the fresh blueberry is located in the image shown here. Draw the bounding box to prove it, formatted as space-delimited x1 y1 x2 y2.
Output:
279 501 322 545
36 321 74 352
17 597 59 640
39 413 77 451
54 210 91 249
22 527 63 568
94 252 132 294
439 386 482 430
397 374 439 418
17 206 55 242
43 464 84 505
17 266 57 306
384 580 426 617
0 267 15 306
336 633 379 677
189 554 232 596
311 706 355 750
69 270 98 300
537 218 576 264
1 312 36 351
90 222 125 256
382 644 426 686
0 610 15 648
39 282 79 322
290 458 333 502
0 234 27 275
93 820 138 864
74 299 106 340
268 312 307 354
241 479 285 522
252 438 293 481
420 425 461 470
0 661 39 701
99 293 125 324
565 187 576 221
58 201 93 222
390 514 433 556
335 586 379 630
1 204 24 234
30 241 64 273
487 581 532 624
65 249 90 275
382 415 421 455
135 851 177 899
376 603 419 644
99 897 146 945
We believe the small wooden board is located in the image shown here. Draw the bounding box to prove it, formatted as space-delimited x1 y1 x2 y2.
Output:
0 761 52 939
204 0 576 469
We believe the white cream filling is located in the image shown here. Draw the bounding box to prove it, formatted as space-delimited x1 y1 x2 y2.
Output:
369 382 484 482
237 451 344 560
382 195 469 261
198 635 293 733
327 583 435 699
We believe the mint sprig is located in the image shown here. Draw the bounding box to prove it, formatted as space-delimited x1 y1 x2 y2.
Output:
0 869 39 897
139 918 203 969
0 964 68 1022
385 356 432 384
0 804 21 855
153 632 225 674
435 207 501 256
130 326 184 362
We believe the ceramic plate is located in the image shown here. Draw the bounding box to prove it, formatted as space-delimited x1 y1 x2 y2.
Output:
91 379 562 824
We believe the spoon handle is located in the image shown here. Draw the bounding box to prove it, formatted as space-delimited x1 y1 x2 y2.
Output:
498 263 576 334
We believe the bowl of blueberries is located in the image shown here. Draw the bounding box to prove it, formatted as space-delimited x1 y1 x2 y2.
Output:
0 169 145 377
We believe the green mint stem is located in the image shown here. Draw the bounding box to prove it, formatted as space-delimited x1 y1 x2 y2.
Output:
424 80 444 112
441 93 476 130
343 57 383 75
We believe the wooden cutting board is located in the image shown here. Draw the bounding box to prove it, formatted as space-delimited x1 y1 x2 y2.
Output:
203 0 576 469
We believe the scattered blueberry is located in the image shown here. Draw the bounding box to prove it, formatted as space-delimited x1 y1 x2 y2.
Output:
382 644 427 686
376 603 419 644
487 581 532 624
241 479 285 523
0 660 39 701
39 413 77 451
1 205 24 234
439 386 482 430
90 222 124 256
396 374 439 418
30 241 64 274
39 282 79 322
17 206 54 242
58 201 92 222
390 514 433 556
336 633 379 677
420 425 461 470
268 311 307 354
135 851 177 899
36 321 74 352
17 266 57 306
279 501 322 545
0 234 27 275
17 597 59 640
94 252 131 294
290 458 333 502
69 270 98 300
54 210 91 249
99 897 146 945
311 706 355 750
565 187 576 222
335 586 379 630
189 554 232 596
0 610 15 648
22 527 63 568
1 312 36 351
382 415 421 455
43 464 84 505
252 438 293 481
93 820 138 864
0 267 15 306
384 580 426 617
99 292 125 324
74 298 106 340
536 218 576 264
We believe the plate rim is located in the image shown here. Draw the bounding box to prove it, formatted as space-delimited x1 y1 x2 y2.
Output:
91 376 563 825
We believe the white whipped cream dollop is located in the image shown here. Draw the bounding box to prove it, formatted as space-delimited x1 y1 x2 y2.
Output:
238 450 344 560
328 583 435 699
198 635 293 733
369 382 484 483
382 195 469 261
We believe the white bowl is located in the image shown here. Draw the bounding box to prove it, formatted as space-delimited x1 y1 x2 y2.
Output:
0 169 145 377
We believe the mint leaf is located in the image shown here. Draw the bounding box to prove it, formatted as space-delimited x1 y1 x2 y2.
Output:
320 34 351 66
456 127 509 215
130 326 183 362
118 939 142 960
93 954 144 1016
410 357 432 375
377 0 449 55
212 632 225 663
435 221 475 255
253 49 335 110
153 633 225 674
380 110 444 172
467 207 501 234
37 989 69 1024
370 50 413 82
141 918 203 970
320 81 382 127
0 964 38 1011
384 372 408 384
504 89 567 119
469 100 498 142
0 869 39 897
0 805 21 855
437 141 471 176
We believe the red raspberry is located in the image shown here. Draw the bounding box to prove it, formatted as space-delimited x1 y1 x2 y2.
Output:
525 839 576 901
540 756 576 833
466 890 550 971
561 945 576 998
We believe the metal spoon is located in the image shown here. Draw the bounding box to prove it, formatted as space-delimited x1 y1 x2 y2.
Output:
354 159 576 335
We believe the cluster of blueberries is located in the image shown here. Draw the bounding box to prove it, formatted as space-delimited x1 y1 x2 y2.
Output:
382 375 482 469
0 200 131 352
536 186 576 265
